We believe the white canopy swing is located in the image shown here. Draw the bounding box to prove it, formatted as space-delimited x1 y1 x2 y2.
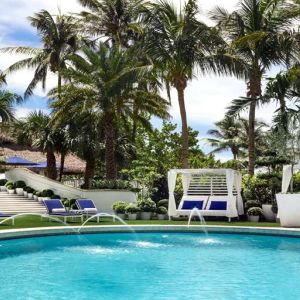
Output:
168 169 244 222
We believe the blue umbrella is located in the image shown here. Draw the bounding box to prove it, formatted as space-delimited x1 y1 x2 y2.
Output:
28 161 60 170
5 156 38 166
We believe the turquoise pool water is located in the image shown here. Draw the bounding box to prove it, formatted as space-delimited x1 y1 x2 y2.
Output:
0 232 300 299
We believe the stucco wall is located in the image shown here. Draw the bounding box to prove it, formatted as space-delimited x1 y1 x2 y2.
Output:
5 169 136 213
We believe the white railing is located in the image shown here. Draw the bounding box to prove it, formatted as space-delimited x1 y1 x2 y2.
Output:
62 179 84 188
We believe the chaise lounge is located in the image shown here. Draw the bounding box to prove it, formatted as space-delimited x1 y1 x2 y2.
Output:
43 199 83 223
75 199 100 223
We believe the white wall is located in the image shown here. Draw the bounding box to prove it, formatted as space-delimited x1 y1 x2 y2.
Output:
6 169 137 213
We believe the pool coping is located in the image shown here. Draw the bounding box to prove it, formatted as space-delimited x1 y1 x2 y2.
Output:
1 225 300 240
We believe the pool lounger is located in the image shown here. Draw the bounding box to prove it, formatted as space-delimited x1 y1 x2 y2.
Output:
43 199 83 223
76 199 100 223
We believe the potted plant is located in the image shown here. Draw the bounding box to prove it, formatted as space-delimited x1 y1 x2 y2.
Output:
112 201 127 219
41 189 54 200
23 186 28 197
33 190 39 201
247 207 263 222
15 180 26 195
0 179 7 191
138 198 156 220
27 187 34 199
36 191 43 202
5 181 15 194
156 206 167 220
125 204 140 220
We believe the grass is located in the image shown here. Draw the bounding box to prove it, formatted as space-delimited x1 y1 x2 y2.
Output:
0 215 280 230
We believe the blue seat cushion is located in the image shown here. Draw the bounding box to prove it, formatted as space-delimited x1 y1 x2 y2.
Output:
209 201 227 210
181 200 204 210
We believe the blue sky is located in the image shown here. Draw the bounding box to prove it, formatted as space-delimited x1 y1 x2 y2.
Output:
0 0 281 160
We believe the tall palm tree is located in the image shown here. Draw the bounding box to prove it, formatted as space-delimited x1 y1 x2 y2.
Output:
15 111 58 179
78 0 145 47
1 10 81 98
143 0 244 168
0 71 6 86
50 43 170 180
213 0 295 175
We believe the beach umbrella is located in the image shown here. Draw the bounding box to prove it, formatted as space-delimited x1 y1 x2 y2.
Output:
5 156 37 166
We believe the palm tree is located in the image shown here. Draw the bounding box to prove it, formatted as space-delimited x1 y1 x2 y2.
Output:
1 10 81 98
50 43 169 181
78 0 145 47
143 0 244 168
213 0 295 175
0 71 6 86
206 117 244 160
15 111 58 179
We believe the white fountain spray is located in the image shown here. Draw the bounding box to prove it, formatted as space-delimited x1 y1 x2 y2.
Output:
187 207 208 237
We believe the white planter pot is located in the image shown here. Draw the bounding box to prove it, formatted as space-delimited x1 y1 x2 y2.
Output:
248 215 259 222
262 204 276 222
15 188 24 195
38 197 43 202
157 214 166 220
43 197 50 201
0 186 6 192
23 191 28 197
33 195 38 201
27 193 33 199
7 189 15 195
128 213 137 220
276 193 300 227
140 212 152 220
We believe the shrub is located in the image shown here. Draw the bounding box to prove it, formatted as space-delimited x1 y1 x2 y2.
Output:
6 183 14 190
33 190 39 196
26 187 34 193
5 181 13 188
15 181 26 189
91 179 132 190
112 201 127 214
138 198 156 212
62 198 70 208
36 191 42 197
0 179 7 186
156 206 167 215
247 207 263 216
125 204 140 214
245 200 261 210
41 189 54 197
157 199 168 208
51 194 61 199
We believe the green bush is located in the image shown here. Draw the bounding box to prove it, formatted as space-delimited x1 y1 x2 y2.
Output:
125 204 140 214
0 179 7 186
112 201 127 214
33 190 39 196
156 206 167 215
157 199 168 208
26 187 34 193
41 189 54 197
245 200 261 210
15 181 26 189
138 198 156 212
5 181 14 188
247 207 263 216
51 194 61 199
91 179 132 190
6 183 14 190
36 191 42 197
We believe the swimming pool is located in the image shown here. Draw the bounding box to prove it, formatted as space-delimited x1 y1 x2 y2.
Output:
0 231 300 299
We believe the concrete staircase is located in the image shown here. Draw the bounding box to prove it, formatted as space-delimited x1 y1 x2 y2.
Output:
0 192 47 215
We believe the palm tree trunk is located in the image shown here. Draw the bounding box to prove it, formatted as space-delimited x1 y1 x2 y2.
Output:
105 112 117 179
58 152 65 182
175 79 189 168
247 72 261 175
83 156 96 189
46 150 57 180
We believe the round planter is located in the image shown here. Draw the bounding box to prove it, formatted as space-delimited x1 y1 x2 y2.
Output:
38 197 43 202
157 214 166 220
128 213 137 220
42 197 50 201
33 195 38 201
23 191 28 197
15 188 24 195
7 189 15 195
248 215 259 222
276 193 300 227
140 212 152 220
27 193 33 199
0 186 6 192
116 213 125 220
262 204 276 222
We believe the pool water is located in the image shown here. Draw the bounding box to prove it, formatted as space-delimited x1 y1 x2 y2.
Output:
0 232 300 299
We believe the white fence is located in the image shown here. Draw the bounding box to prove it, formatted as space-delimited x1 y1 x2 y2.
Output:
5 169 137 213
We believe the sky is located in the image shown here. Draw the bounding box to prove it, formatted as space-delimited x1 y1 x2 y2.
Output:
0 0 283 160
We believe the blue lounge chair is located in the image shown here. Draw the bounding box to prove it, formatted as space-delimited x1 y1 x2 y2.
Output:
43 199 83 223
75 199 100 223
0 212 14 225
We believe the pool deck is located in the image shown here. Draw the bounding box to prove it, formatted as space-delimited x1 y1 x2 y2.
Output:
1 225 300 240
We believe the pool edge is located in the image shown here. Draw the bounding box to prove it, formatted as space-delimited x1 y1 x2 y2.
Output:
1 225 300 240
